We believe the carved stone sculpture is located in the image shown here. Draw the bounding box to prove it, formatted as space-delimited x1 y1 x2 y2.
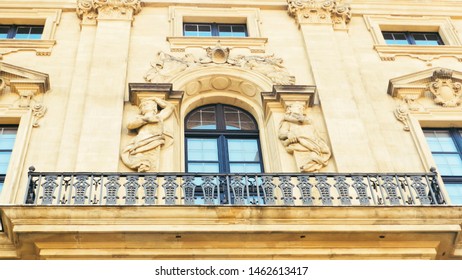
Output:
279 102 331 172
144 48 295 85
429 68 462 107
77 0 141 23
287 0 351 29
121 97 174 172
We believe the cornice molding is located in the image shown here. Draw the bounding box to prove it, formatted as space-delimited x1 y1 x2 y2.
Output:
76 0 141 24
287 0 351 30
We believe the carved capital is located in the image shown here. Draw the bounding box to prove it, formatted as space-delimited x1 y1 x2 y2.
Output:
77 0 141 24
287 0 351 30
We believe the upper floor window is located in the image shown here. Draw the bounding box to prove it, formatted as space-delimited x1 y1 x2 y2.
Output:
382 31 443 46
0 25 44 40
0 126 17 194
183 23 247 37
185 104 262 173
424 128 462 204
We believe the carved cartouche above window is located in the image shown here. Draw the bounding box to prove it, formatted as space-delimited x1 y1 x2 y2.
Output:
287 0 351 30
76 0 142 23
388 68 462 131
144 47 296 86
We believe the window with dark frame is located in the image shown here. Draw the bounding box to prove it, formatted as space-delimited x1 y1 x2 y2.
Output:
0 25 44 40
0 126 18 194
185 104 262 173
183 23 247 37
382 31 443 46
423 128 462 204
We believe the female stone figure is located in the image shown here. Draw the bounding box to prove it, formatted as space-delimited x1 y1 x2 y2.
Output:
278 102 331 172
121 97 174 172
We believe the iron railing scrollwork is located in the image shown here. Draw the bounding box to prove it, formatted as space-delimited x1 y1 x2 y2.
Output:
24 167 447 206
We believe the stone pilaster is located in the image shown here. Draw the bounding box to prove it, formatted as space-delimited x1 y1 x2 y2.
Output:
287 1 381 172
73 0 142 171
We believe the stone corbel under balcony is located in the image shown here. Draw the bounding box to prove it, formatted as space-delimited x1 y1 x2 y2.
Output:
0 40 56 59
167 37 268 53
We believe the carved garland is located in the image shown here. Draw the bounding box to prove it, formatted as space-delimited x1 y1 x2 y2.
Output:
76 0 142 22
287 0 351 29
144 47 296 86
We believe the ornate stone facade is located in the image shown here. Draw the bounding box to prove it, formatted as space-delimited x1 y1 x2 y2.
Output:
144 47 296 85
77 0 142 23
287 0 351 29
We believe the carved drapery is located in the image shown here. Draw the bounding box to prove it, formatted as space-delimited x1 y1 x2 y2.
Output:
388 68 462 131
144 47 295 86
287 0 351 30
278 102 331 172
76 0 142 24
121 97 175 172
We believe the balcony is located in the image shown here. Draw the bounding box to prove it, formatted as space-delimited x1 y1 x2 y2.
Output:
25 167 446 206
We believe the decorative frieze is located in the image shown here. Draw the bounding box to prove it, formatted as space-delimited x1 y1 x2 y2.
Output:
144 47 295 86
287 0 351 30
76 0 142 24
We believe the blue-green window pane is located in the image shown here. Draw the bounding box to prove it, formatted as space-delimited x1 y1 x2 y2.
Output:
433 154 462 176
424 131 458 152
224 107 256 130
229 163 261 173
413 33 441 46
14 26 43 40
187 138 218 161
186 106 216 130
383 32 409 45
228 139 260 161
0 26 9 39
184 24 212 37
188 163 219 173
0 152 13 174
445 183 462 205
218 25 246 37
0 182 3 194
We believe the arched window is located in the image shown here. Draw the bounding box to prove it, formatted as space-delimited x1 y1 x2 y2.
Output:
185 104 263 173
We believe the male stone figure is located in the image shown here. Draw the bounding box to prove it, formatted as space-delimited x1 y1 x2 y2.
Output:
278 102 331 172
121 97 174 172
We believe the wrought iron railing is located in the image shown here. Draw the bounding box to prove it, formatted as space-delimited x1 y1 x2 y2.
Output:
24 167 446 206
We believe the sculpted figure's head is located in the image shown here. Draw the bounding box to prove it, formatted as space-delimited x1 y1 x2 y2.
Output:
139 99 158 115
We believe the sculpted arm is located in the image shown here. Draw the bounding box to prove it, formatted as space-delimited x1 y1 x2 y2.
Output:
152 97 174 120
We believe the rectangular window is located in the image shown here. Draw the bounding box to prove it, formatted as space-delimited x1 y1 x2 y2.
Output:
424 128 462 204
183 23 247 37
0 126 18 194
0 25 44 40
382 31 443 46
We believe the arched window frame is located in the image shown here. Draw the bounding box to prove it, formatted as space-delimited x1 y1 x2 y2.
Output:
184 104 263 174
